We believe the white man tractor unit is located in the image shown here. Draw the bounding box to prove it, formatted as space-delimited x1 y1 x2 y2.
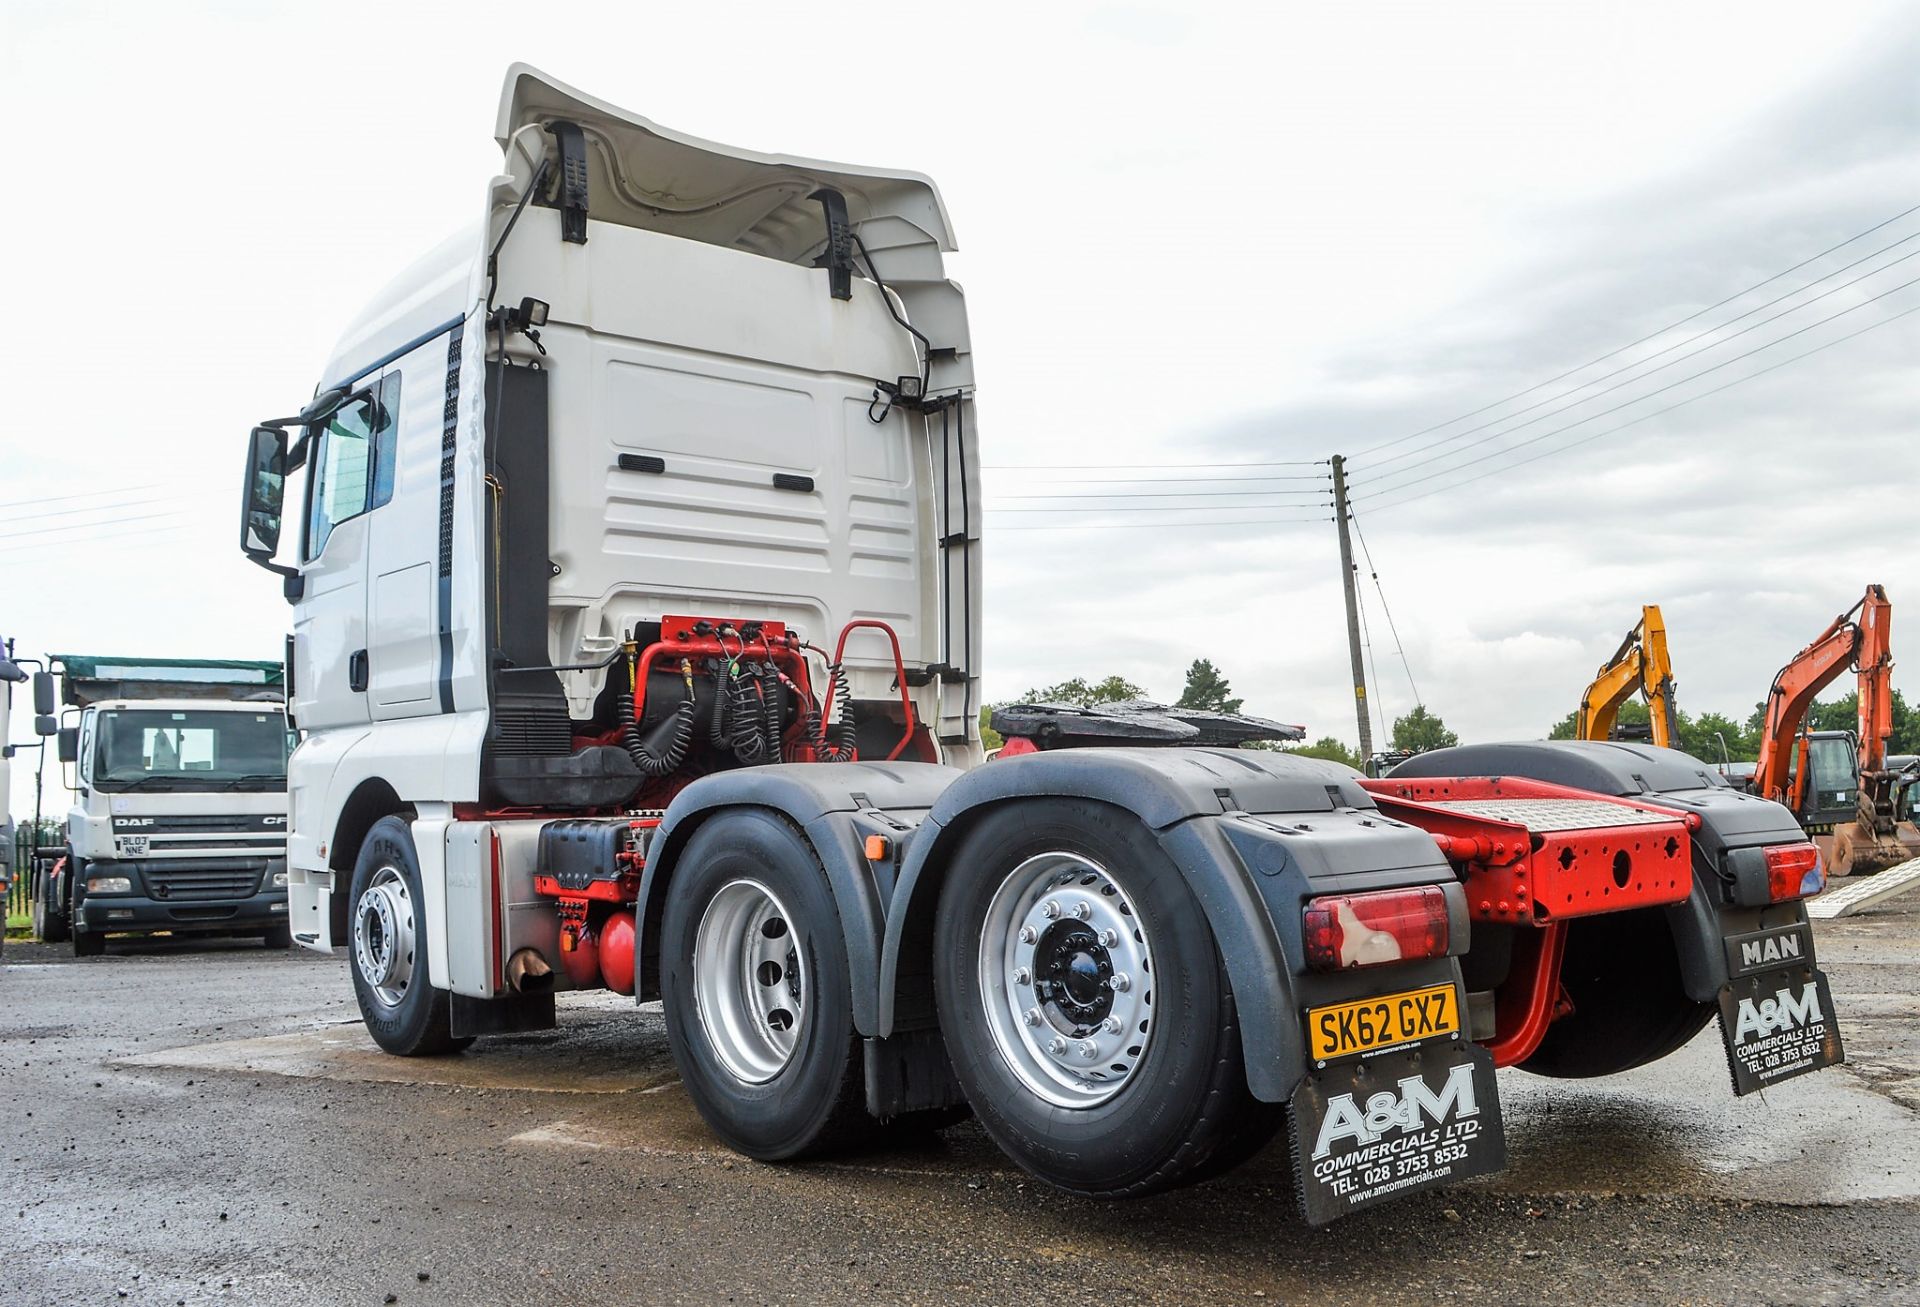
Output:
237 66 1842 1224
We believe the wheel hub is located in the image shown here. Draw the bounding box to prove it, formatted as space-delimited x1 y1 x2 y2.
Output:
692 879 807 1085
353 866 416 1009
1036 921 1113 1024
978 852 1154 1108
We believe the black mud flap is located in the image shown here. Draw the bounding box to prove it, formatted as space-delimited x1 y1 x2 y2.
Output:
1716 964 1844 1095
1288 1041 1506 1226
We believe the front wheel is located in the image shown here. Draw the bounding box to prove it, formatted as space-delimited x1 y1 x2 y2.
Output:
348 816 470 1056
659 810 867 1161
933 799 1277 1197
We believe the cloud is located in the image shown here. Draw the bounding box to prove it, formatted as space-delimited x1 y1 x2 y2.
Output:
985 18 1920 748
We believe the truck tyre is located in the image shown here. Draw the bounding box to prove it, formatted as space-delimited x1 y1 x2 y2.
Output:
348 816 470 1056
932 799 1273 1197
659 809 867 1161
33 867 69 944
1521 906 1714 1078
69 861 105 956
262 923 293 949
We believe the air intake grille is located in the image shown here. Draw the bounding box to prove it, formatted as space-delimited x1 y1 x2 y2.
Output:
490 706 574 756
146 864 262 901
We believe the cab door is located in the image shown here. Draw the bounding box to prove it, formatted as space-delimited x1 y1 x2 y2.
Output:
291 377 399 731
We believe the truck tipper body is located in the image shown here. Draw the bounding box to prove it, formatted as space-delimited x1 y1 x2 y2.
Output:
30 655 291 954
237 65 1843 1223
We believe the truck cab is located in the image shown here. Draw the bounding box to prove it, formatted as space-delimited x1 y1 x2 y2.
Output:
34 658 291 955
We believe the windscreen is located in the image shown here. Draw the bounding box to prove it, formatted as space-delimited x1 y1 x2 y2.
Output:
93 708 290 791
1807 736 1857 797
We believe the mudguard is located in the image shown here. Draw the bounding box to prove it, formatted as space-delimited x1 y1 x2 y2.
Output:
635 761 962 1034
1393 741 1812 999
875 748 1465 1102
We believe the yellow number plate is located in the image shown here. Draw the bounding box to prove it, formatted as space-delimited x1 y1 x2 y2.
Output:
1307 984 1459 1061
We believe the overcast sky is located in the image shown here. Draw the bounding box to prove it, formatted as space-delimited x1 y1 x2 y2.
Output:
2 1 1915 811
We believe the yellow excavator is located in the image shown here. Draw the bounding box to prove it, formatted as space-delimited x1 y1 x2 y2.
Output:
1575 605 1679 747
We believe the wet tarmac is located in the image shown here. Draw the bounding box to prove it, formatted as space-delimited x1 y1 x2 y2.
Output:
4 898 1918 1305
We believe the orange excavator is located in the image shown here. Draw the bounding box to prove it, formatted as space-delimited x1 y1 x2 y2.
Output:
1753 584 1920 877
1575 604 1679 748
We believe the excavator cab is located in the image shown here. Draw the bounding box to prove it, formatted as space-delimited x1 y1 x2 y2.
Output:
1787 730 1861 829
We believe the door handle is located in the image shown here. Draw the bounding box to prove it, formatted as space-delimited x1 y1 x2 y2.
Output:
349 649 369 693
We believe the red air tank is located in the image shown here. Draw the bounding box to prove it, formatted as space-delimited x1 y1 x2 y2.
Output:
560 926 601 990
598 910 637 996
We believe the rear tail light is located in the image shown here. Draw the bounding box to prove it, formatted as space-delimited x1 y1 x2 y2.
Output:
1764 842 1824 902
1303 885 1450 972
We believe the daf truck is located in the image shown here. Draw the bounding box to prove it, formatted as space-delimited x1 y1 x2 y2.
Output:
235 65 1842 1223
29 655 292 955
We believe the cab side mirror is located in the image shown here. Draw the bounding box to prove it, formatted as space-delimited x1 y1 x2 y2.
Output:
57 726 78 764
33 671 56 718
241 426 288 559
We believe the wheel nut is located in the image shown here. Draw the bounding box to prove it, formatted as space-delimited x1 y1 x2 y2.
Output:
1014 967 1031 985
1042 900 1062 920
1103 1016 1123 1034
1023 1007 1042 1027
1100 929 1118 947
1110 973 1131 993
1019 925 1037 944
1073 900 1092 920
1079 1041 1099 1059
1047 1036 1068 1055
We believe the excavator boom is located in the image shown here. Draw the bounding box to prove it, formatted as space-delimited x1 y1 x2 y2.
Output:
1576 605 1678 749
1753 585 1916 876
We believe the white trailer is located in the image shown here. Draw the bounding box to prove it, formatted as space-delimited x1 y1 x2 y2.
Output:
236 66 1842 1222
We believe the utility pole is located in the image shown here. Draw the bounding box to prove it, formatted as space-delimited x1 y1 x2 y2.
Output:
1330 456 1373 760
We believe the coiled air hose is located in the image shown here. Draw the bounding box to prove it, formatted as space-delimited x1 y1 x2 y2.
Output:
621 658 695 777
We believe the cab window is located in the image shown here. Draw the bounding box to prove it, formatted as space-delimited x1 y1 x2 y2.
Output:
304 372 401 560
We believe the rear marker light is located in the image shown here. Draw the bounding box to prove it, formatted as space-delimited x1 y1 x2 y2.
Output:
1303 885 1450 972
1764 842 1825 902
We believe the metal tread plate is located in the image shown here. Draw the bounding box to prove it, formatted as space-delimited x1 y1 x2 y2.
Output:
1807 855 1920 919
1419 797 1676 833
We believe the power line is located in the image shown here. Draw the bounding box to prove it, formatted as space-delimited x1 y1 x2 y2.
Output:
1350 200 1920 462
0 496 167 527
985 502 1331 513
992 515 1333 531
1349 506 1422 709
1359 300 1920 514
990 481 1336 495
1353 577 1391 747
1358 230 1920 478
984 459 1326 470
0 509 190 544
0 483 184 513
1351 274 1920 504
1357 248 1920 492
0 521 196 557
984 473 1331 484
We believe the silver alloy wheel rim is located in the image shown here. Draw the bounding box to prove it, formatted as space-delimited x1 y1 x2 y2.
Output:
978 851 1154 1108
354 865 416 1009
691 878 806 1085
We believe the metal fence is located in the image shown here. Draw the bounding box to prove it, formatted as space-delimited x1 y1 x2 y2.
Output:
7 824 55 924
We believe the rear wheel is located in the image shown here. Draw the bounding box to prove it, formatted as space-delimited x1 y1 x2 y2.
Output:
660 810 867 1161
35 863 69 943
933 799 1273 1197
348 817 470 1056
1521 906 1713 1078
